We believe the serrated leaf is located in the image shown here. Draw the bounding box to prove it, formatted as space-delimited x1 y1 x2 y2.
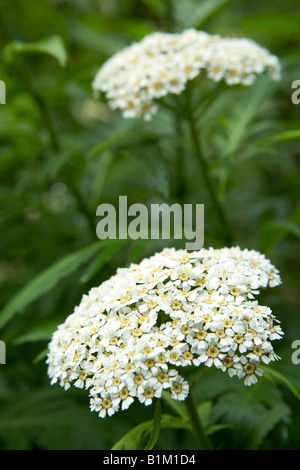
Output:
3 34 68 67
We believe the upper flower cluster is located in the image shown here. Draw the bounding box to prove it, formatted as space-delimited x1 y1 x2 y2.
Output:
92 29 281 120
47 246 283 419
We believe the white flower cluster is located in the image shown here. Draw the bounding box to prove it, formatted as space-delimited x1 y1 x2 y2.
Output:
47 246 283 418
92 29 281 120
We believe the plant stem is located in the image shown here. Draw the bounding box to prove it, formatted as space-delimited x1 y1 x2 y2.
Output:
185 87 233 246
144 398 162 450
173 115 188 200
185 391 213 450
164 0 175 32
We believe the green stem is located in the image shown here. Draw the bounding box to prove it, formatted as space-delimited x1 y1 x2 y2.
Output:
185 391 213 450
17 61 61 152
174 115 187 200
185 87 233 246
164 0 175 32
144 398 162 450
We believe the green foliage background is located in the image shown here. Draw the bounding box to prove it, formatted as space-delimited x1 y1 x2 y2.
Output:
0 0 299 450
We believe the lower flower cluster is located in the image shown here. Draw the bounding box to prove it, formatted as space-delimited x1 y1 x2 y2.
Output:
47 246 283 418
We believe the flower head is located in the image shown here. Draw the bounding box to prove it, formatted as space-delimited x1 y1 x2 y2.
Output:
47 246 283 418
92 29 281 120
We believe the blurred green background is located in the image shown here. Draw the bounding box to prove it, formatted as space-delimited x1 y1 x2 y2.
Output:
0 0 299 450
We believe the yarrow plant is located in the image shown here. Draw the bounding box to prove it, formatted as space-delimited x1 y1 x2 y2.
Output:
47 246 283 420
45 25 286 450
92 29 281 120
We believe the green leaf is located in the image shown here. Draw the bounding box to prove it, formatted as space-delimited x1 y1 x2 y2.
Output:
144 399 162 450
161 391 187 419
111 421 152 451
251 404 291 449
263 129 300 143
192 0 232 28
260 220 300 254
33 348 49 365
3 34 68 67
207 423 233 435
111 414 189 450
0 387 108 450
261 366 300 401
197 400 213 427
13 326 56 345
80 241 123 284
0 241 103 329
224 77 279 158
89 151 114 205
174 0 232 29
88 132 163 161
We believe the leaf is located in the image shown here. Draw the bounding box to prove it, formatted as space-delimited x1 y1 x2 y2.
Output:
263 129 300 143
260 220 300 254
33 348 49 365
0 241 103 329
111 414 189 450
223 77 279 157
3 35 68 67
174 0 232 29
207 423 233 435
261 366 300 401
68 17 128 55
144 399 161 450
89 151 114 205
192 0 232 28
0 387 107 450
197 400 213 427
79 241 123 284
88 132 163 161
14 326 56 345
161 391 187 419
111 421 152 450
251 404 291 449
